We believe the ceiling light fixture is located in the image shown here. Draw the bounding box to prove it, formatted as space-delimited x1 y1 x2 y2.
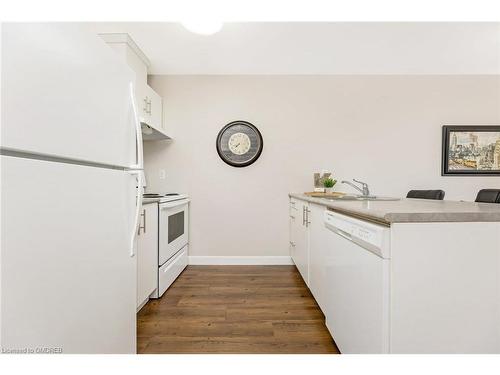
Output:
181 20 223 35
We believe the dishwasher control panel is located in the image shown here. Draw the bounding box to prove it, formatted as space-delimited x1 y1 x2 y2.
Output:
324 210 391 258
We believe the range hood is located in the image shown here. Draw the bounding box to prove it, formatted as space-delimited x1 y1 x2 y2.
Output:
141 123 171 141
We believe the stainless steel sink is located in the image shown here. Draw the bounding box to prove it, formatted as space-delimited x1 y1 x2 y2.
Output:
321 195 400 201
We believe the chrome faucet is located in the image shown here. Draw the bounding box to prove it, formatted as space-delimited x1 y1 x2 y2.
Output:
341 179 371 196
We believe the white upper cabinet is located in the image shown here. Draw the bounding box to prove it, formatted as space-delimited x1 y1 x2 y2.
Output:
141 84 164 136
99 33 170 140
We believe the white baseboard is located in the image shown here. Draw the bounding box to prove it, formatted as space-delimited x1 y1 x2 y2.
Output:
188 256 294 265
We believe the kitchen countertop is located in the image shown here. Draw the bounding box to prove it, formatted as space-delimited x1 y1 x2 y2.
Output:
142 198 160 204
289 193 500 224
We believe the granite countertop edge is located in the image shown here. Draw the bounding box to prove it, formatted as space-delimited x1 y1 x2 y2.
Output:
289 193 500 224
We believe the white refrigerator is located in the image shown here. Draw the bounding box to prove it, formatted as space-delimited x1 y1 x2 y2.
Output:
1 23 143 353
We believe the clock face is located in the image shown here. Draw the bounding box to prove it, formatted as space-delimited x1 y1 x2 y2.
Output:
228 132 251 155
216 121 263 167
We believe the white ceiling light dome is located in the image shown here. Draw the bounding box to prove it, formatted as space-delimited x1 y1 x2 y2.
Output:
181 20 223 35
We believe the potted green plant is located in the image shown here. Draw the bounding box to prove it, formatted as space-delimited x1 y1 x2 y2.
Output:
323 177 337 193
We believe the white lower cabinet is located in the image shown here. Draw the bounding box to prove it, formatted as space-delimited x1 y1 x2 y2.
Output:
307 203 329 311
137 203 158 310
290 198 390 353
289 197 309 285
289 196 500 353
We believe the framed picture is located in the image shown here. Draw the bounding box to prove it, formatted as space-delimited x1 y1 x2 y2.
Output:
442 125 500 176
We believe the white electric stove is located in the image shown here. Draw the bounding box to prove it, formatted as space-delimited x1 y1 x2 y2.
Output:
142 192 189 298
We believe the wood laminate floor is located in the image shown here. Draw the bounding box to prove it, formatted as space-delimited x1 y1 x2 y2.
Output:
137 265 340 354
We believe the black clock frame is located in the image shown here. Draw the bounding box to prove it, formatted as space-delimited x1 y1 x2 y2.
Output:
216 121 263 167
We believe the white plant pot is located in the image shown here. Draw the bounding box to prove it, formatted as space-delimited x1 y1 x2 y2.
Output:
325 188 333 194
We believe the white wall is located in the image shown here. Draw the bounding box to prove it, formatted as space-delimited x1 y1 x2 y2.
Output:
144 75 500 258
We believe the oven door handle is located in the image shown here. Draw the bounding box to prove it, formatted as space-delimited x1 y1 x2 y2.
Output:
160 199 190 209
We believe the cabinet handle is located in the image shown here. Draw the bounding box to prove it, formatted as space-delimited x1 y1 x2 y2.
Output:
143 97 148 112
147 99 152 114
302 206 306 226
290 201 295 205
138 209 146 235
306 208 311 227
289 241 296 247
289 215 295 219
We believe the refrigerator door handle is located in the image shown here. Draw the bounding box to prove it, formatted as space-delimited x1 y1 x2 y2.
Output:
129 170 143 257
129 82 143 170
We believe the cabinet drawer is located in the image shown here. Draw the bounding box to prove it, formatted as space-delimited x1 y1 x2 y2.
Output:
158 246 188 297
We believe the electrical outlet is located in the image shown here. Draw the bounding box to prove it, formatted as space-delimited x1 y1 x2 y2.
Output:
159 169 166 180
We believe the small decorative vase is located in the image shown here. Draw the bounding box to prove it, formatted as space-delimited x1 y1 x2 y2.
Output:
325 188 333 194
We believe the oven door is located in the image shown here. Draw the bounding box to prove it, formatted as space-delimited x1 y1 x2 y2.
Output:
159 199 189 266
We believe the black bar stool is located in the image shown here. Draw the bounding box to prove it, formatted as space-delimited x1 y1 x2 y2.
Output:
475 189 500 204
406 190 445 200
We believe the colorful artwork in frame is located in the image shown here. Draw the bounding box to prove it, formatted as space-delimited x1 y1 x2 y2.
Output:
442 125 500 176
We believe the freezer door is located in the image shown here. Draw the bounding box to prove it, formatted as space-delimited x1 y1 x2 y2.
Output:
1 23 136 168
0 156 137 353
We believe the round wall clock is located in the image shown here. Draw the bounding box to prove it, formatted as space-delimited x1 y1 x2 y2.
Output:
216 121 263 167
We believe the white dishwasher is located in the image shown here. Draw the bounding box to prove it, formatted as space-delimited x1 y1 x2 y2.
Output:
324 210 391 354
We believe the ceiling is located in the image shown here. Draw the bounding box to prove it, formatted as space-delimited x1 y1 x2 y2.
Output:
89 22 500 75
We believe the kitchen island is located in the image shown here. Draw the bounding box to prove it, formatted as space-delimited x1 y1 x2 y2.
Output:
289 193 500 354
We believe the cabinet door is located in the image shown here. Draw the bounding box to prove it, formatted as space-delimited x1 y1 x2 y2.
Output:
308 204 328 311
145 85 163 132
289 199 298 261
136 83 150 125
290 199 309 285
137 203 159 308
